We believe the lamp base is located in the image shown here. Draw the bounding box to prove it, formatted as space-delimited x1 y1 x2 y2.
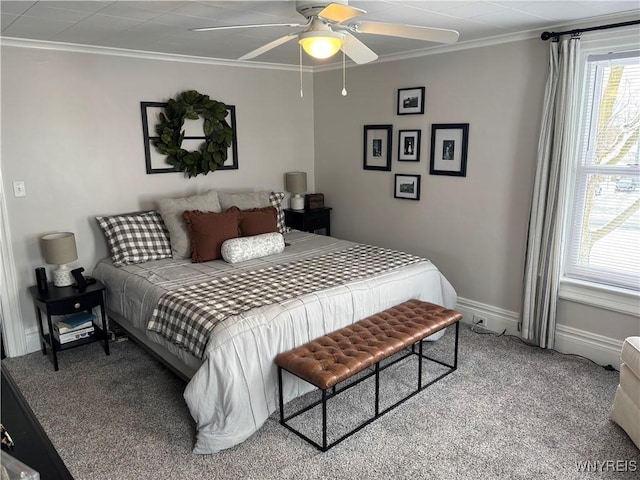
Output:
290 194 305 210
52 264 74 287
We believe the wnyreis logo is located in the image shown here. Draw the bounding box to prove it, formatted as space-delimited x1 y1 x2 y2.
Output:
576 460 637 473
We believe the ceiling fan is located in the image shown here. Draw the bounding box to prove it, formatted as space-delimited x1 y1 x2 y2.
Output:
191 1 460 64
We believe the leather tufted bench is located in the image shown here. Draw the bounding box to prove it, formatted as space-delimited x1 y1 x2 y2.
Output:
275 299 462 451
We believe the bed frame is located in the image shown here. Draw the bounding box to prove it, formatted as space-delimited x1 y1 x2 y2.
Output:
106 310 196 382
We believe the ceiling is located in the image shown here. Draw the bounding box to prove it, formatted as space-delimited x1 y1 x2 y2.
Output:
1 1 639 66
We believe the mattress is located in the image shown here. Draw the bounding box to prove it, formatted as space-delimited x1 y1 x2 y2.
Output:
93 231 457 454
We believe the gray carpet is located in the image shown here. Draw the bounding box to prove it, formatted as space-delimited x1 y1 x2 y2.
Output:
2 325 638 480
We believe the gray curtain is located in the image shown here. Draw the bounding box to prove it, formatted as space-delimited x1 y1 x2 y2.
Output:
521 35 581 348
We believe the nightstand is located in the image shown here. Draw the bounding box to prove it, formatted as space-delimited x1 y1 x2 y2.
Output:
284 207 332 236
29 281 110 371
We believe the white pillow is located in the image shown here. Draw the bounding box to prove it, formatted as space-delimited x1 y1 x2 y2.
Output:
218 191 271 210
157 190 222 259
221 232 285 264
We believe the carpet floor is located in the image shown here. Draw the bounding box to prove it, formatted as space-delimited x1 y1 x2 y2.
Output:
2 325 638 480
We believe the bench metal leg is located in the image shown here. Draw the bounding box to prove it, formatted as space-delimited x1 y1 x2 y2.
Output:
375 363 380 416
454 321 459 369
418 339 423 390
322 389 328 451
278 367 284 424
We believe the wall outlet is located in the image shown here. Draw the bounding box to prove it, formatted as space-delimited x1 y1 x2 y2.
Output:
473 314 488 328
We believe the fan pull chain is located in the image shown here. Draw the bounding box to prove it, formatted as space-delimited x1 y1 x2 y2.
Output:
342 49 347 96
299 45 304 98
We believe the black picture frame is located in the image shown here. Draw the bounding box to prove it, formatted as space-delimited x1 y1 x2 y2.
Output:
363 124 392 171
140 101 238 174
429 123 469 177
394 174 421 200
397 87 425 115
398 129 421 162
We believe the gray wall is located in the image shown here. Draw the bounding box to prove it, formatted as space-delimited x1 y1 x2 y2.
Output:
2 37 637 359
313 38 639 345
313 39 545 313
1 46 315 346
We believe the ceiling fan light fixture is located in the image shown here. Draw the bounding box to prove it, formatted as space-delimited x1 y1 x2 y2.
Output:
298 30 344 59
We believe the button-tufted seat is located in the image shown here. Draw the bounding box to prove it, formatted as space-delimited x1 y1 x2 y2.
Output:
275 299 462 451
276 299 462 390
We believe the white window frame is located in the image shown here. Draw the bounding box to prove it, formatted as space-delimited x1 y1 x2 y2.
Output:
559 26 640 317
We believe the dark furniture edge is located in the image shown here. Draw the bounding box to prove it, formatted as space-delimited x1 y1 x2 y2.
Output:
1 362 74 479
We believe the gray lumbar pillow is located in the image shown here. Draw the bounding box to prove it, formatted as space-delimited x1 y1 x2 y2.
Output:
157 190 222 258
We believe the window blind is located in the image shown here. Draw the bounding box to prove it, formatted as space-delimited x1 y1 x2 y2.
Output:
565 49 640 291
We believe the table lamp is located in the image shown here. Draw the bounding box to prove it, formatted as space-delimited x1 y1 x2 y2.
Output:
286 172 307 210
40 232 78 287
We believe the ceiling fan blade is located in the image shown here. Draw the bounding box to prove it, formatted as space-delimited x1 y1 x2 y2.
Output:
319 3 366 23
356 21 459 44
191 23 303 32
342 32 378 65
238 34 299 61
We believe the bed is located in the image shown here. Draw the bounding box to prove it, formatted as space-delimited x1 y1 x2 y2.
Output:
92 191 457 454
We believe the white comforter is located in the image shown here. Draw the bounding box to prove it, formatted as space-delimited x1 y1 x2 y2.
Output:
93 231 456 454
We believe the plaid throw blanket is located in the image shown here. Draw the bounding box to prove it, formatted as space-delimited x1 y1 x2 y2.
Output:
148 244 426 359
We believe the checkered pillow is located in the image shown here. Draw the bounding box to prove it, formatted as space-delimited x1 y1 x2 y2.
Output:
96 211 172 266
269 191 290 234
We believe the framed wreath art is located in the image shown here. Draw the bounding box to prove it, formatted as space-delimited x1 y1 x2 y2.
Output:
140 90 237 176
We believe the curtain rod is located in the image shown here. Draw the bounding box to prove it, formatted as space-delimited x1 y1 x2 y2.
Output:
540 19 640 41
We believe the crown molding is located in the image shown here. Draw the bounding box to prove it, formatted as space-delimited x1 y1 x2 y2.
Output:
0 36 314 73
1 31 534 74
315 30 539 72
315 11 640 72
2 10 638 74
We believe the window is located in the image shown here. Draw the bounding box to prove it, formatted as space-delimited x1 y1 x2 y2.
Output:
564 49 640 292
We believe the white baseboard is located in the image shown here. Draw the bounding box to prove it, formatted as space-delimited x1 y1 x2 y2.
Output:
456 297 520 335
456 297 623 368
554 324 623 368
25 326 42 354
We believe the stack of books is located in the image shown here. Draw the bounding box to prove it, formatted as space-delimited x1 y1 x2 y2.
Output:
53 312 96 344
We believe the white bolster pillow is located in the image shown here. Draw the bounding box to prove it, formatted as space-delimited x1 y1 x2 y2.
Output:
221 232 285 264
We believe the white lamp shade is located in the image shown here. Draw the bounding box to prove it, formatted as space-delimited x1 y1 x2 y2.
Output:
285 172 307 194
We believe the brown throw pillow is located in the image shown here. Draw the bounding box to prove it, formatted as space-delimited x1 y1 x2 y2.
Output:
183 209 241 262
236 206 278 237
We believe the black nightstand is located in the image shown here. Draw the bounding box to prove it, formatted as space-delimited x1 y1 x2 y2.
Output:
29 281 110 371
284 207 332 236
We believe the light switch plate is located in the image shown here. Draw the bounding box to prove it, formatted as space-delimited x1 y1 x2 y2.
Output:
13 181 26 197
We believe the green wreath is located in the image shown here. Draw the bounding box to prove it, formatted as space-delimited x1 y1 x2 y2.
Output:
153 90 233 177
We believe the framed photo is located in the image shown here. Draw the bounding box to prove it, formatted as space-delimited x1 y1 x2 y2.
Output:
140 102 238 174
397 87 425 115
398 129 421 161
394 174 421 200
429 123 469 177
363 124 392 171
